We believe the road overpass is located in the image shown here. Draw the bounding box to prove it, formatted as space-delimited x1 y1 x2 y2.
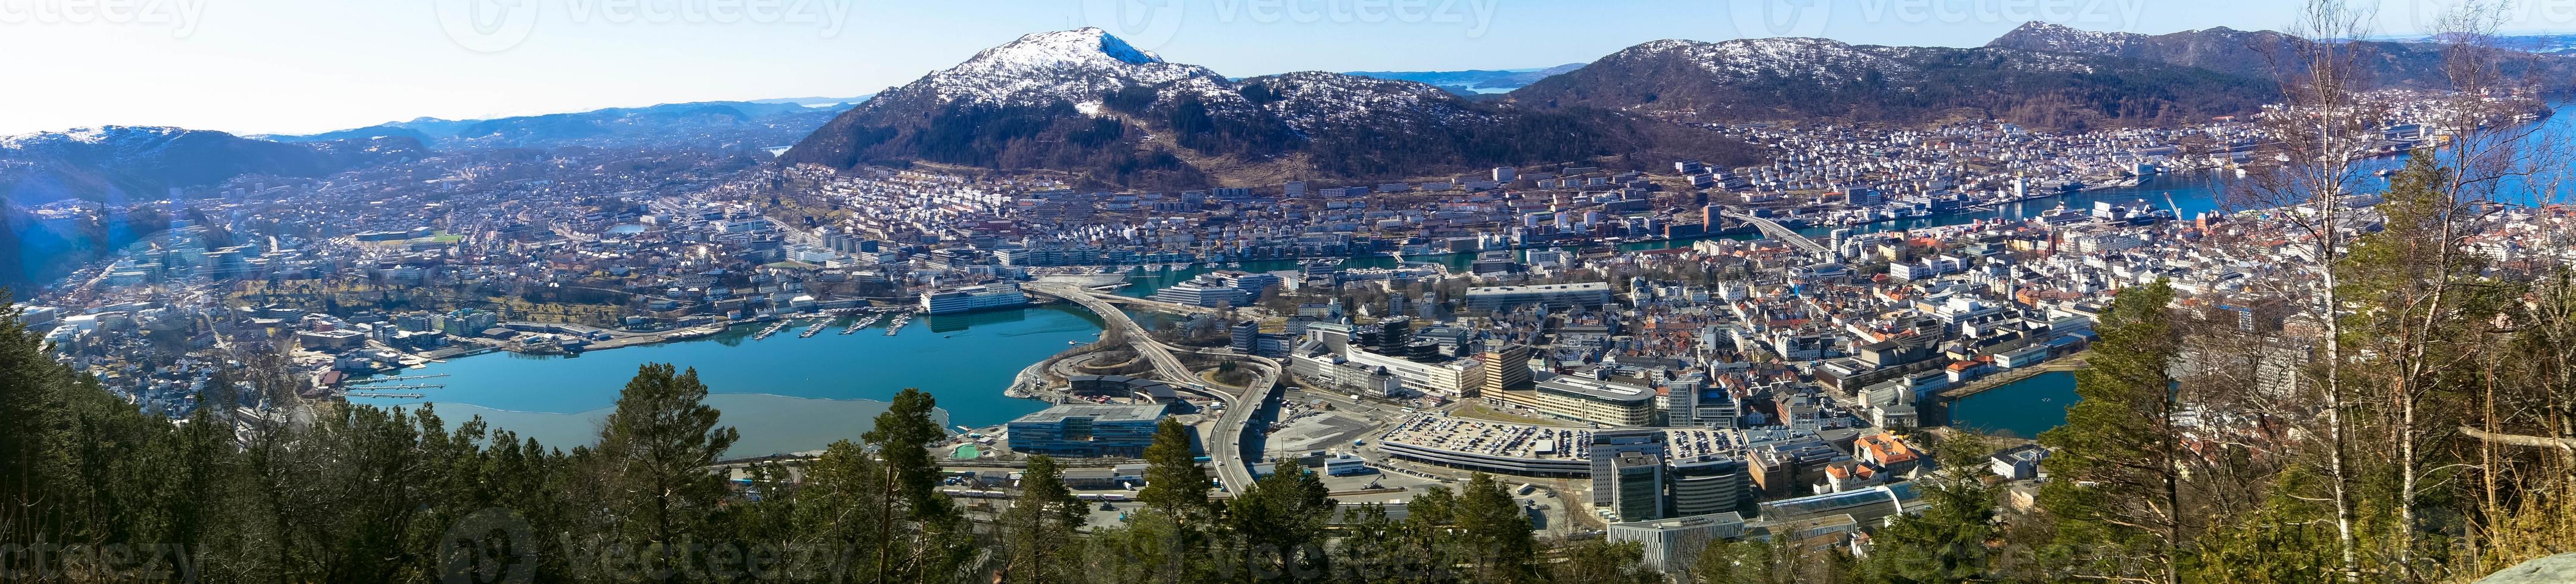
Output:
1092 293 1220 316
1722 211 1830 257
1023 282 1277 492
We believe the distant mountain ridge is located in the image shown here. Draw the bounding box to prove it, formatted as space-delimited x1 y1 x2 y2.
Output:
782 28 1757 190
0 126 420 204
1505 36 2279 130
267 100 859 151
1985 21 2576 91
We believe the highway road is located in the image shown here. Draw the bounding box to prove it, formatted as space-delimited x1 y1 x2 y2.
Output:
1024 282 1278 492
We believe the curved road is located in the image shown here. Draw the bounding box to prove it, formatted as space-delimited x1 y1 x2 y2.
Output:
1024 282 1278 492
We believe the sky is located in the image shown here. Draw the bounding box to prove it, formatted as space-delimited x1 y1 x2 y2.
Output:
2 0 2565 136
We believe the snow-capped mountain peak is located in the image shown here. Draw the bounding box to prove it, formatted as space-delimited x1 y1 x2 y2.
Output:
902 27 1223 107
966 27 1162 69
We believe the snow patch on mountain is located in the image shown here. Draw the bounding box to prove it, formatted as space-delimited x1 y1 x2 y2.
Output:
1992 21 2148 54
1 126 191 151
1250 71 1489 135
919 27 1227 107
1622 37 1918 84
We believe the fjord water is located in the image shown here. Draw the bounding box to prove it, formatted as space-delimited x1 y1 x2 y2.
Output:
353 306 1106 456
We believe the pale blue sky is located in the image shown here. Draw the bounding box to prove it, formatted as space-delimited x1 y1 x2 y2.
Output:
0 0 2553 136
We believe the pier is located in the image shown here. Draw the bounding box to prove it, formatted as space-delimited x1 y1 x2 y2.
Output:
348 373 450 384
1938 353 2089 401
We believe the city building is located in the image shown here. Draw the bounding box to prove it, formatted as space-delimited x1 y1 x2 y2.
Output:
1612 453 1669 521
1480 344 1533 397
919 282 1031 314
1670 457 1753 517
1005 403 1169 458
1462 282 1613 311
1607 512 1749 574
1533 374 1658 426
1590 428 1667 507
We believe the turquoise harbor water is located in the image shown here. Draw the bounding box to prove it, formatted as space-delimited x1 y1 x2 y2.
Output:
1946 371 2081 440
353 306 1105 456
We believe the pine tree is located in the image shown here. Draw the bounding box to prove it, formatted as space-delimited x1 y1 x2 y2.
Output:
861 387 974 584
0 298 73 542
1137 417 1213 523
1002 454 1085 584
1453 473 1539 584
1863 433 2001 583
2037 280 2185 584
1224 467 1336 582
787 439 887 582
595 363 741 580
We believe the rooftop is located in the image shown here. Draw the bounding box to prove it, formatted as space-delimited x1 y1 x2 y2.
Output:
1011 403 1169 424
1377 414 1742 462
1465 281 1613 296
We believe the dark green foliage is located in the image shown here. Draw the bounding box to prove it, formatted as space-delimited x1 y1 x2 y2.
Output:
2037 279 2185 583
1549 539 1660 584
1136 417 1212 522
1000 455 1084 584
595 363 742 578
1223 467 1335 581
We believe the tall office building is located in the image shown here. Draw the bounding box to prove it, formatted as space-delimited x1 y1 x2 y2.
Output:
1611 453 1668 522
1589 428 1668 507
1669 457 1752 517
1376 316 1412 355
1480 344 1533 398
1663 380 1699 427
